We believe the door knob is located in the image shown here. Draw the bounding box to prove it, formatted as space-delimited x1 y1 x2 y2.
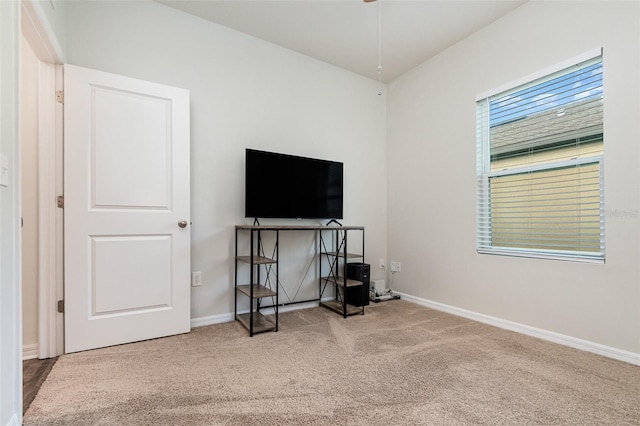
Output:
178 220 188 228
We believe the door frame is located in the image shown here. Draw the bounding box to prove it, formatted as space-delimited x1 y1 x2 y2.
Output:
35 61 63 359
21 0 64 359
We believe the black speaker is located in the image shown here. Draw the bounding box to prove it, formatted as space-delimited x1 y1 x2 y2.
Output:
346 263 370 306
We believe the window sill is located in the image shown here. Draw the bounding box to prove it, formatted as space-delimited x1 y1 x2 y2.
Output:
477 248 605 264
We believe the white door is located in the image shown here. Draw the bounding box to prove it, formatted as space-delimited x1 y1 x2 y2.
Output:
64 65 191 353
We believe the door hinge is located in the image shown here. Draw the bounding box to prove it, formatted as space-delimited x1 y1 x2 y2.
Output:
57 195 64 208
57 300 64 313
56 90 64 104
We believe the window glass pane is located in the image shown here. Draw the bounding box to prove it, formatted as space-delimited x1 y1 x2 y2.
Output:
491 138 603 171
489 62 602 127
490 162 602 253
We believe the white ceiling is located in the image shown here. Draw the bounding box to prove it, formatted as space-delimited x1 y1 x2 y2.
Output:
158 0 526 83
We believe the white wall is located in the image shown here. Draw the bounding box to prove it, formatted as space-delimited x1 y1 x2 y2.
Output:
64 0 388 321
1 0 23 424
387 1 640 354
21 34 40 357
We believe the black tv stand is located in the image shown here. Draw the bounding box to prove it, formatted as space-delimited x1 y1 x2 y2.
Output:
234 224 365 336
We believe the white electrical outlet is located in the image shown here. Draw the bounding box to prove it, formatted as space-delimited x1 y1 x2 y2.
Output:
192 271 202 287
390 261 402 273
379 258 385 269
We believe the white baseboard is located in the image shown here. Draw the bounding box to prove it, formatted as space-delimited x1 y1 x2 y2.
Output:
22 343 39 360
191 312 234 328
396 292 640 366
7 413 20 426
190 298 332 328
254 299 331 316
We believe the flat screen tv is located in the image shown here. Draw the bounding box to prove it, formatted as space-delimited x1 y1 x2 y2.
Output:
245 149 343 220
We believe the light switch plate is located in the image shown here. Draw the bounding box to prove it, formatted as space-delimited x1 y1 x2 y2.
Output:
1 154 9 187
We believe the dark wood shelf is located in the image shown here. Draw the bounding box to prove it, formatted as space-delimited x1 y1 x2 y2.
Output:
236 312 276 333
321 276 363 287
322 251 362 259
236 225 364 231
236 255 277 265
237 284 277 299
321 300 363 316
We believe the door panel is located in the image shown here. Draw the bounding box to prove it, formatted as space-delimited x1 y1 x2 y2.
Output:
64 64 190 353
91 235 172 315
92 87 171 209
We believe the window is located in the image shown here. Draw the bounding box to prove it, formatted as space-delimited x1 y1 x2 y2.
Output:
476 52 604 262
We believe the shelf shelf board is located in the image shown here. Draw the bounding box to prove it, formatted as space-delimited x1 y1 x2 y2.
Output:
236 255 277 265
236 225 364 231
321 276 363 288
321 300 362 316
237 284 277 299
322 251 362 259
236 312 276 334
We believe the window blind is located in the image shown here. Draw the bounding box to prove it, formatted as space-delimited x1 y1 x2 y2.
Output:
476 55 604 262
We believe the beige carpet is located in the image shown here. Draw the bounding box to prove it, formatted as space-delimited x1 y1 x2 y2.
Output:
24 301 640 425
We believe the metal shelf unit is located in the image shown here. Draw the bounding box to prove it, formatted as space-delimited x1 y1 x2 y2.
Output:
234 228 279 336
234 224 365 336
319 227 365 318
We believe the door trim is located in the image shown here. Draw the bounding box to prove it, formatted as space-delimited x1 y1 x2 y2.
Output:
20 0 65 64
37 61 63 359
21 0 64 359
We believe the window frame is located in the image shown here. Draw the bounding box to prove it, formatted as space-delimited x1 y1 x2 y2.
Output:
476 50 605 263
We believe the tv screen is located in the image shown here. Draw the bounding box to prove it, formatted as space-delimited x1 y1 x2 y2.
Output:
245 149 344 219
